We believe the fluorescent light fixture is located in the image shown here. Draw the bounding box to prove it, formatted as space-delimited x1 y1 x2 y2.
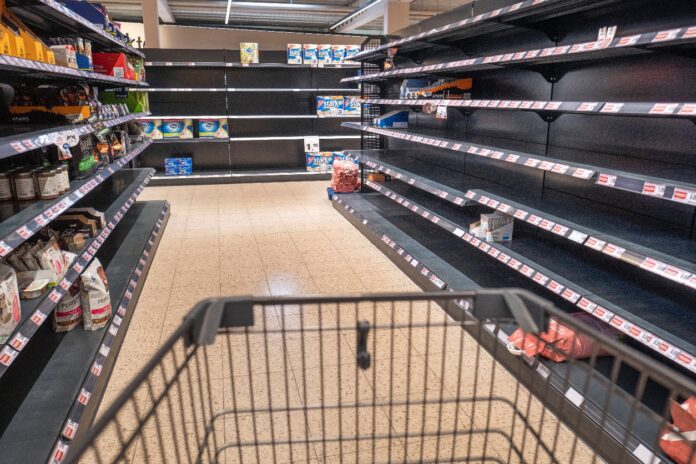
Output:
330 0 380 30
225 0 232 24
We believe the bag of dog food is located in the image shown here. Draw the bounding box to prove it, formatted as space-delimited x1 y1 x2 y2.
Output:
0 263 21 343
52 250 81 332
80 259 111 330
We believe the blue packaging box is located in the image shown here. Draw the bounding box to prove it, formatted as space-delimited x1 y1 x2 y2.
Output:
303 44 317 64
198 119 229 139
161 119 193 139
316 96 344 117
178 165 193 176
306 152 333 172
343 97 360 116
374 110 409 128
59 1 108 29
287 44 302 64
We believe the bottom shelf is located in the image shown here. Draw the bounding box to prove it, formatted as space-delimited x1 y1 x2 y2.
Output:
150 169 331 185
332 192 674 464
0 200 170 464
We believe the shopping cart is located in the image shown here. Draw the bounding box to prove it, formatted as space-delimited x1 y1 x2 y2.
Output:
64 290 696 464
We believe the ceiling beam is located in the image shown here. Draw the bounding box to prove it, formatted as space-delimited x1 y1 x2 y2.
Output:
157 0 176 23
330 0 385 32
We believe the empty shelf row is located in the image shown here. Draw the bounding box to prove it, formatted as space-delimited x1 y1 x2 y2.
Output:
343 123 696 206
342 24 696 83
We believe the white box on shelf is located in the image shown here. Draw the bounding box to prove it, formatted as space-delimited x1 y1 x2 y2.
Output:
471 212 514 242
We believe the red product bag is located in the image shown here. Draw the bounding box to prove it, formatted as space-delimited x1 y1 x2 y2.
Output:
660 398 696 464
331 160 360 193
507 312 618 362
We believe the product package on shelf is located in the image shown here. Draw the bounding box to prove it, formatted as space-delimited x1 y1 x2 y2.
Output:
198 118 229 139
0 263 21 344
287 44 302 64
306 152 334 172
54 279 81 332
164 157 193 176
317 44 332 65
1 5 54 63
374 110 409 128
660 398 696 464
345 45 361 63
101 88 149 113
343 97 360 116
332 151 358 166
470 213 514 242
161 119 193 139
331 159 360 193
317 96 344 117
47 37 92 70
52 208 105 238
303 44 317 65
507 312 619 362
240 43 259 64
93 52 136 79
80 258 111 331
66 134 99 179
331 45 346 64
141 119 163 139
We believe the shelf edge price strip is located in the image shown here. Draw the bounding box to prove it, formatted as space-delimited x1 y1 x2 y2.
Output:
332 196 447 290
1 113 148 159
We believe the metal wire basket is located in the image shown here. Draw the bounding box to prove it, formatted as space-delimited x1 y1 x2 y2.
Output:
63 290 696 464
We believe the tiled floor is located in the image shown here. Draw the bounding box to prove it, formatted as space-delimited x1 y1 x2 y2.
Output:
90 181 600 463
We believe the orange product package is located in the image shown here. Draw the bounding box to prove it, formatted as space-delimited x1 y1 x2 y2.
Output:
661 397 696 464
507 311 618 362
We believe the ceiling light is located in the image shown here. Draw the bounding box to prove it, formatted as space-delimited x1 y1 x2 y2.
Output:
225 0 232 24
330 0 380 30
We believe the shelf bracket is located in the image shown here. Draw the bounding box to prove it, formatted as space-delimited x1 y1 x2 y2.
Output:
537 111 560 123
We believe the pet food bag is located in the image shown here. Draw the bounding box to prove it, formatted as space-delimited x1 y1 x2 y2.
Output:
80 259 111 330
0 263 21 343
54 281 82 332
661 397 696 464
507 312 618 362
331 159 361 193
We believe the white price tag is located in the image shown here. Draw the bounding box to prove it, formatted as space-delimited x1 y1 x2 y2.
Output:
597 174 617 187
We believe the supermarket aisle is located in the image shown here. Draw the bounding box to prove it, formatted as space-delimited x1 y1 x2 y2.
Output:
94 181 594 463
102 180 419 404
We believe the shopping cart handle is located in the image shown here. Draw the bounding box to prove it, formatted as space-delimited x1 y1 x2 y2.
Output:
471 289 552 334
185 297 255 346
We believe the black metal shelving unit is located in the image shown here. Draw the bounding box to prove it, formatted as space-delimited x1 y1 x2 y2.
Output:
138 49 363 184
338 0 696 462
0 3 168 462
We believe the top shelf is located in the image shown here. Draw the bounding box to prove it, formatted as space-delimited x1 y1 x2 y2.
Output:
7 0 144 57
145 61 360 69
343 24 696 83
352 0 626 61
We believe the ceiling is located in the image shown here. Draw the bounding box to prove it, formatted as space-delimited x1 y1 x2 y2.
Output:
99 0 473 34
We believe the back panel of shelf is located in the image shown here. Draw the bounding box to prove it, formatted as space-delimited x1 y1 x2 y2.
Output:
140 48 360 175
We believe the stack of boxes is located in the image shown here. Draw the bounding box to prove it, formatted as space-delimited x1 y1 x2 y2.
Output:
316 96 360 117
287 43 361 65
164 157 193 176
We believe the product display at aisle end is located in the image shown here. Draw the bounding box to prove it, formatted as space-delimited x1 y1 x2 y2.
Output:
338 0 696 463
0 1 169 462
136 48 362 184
